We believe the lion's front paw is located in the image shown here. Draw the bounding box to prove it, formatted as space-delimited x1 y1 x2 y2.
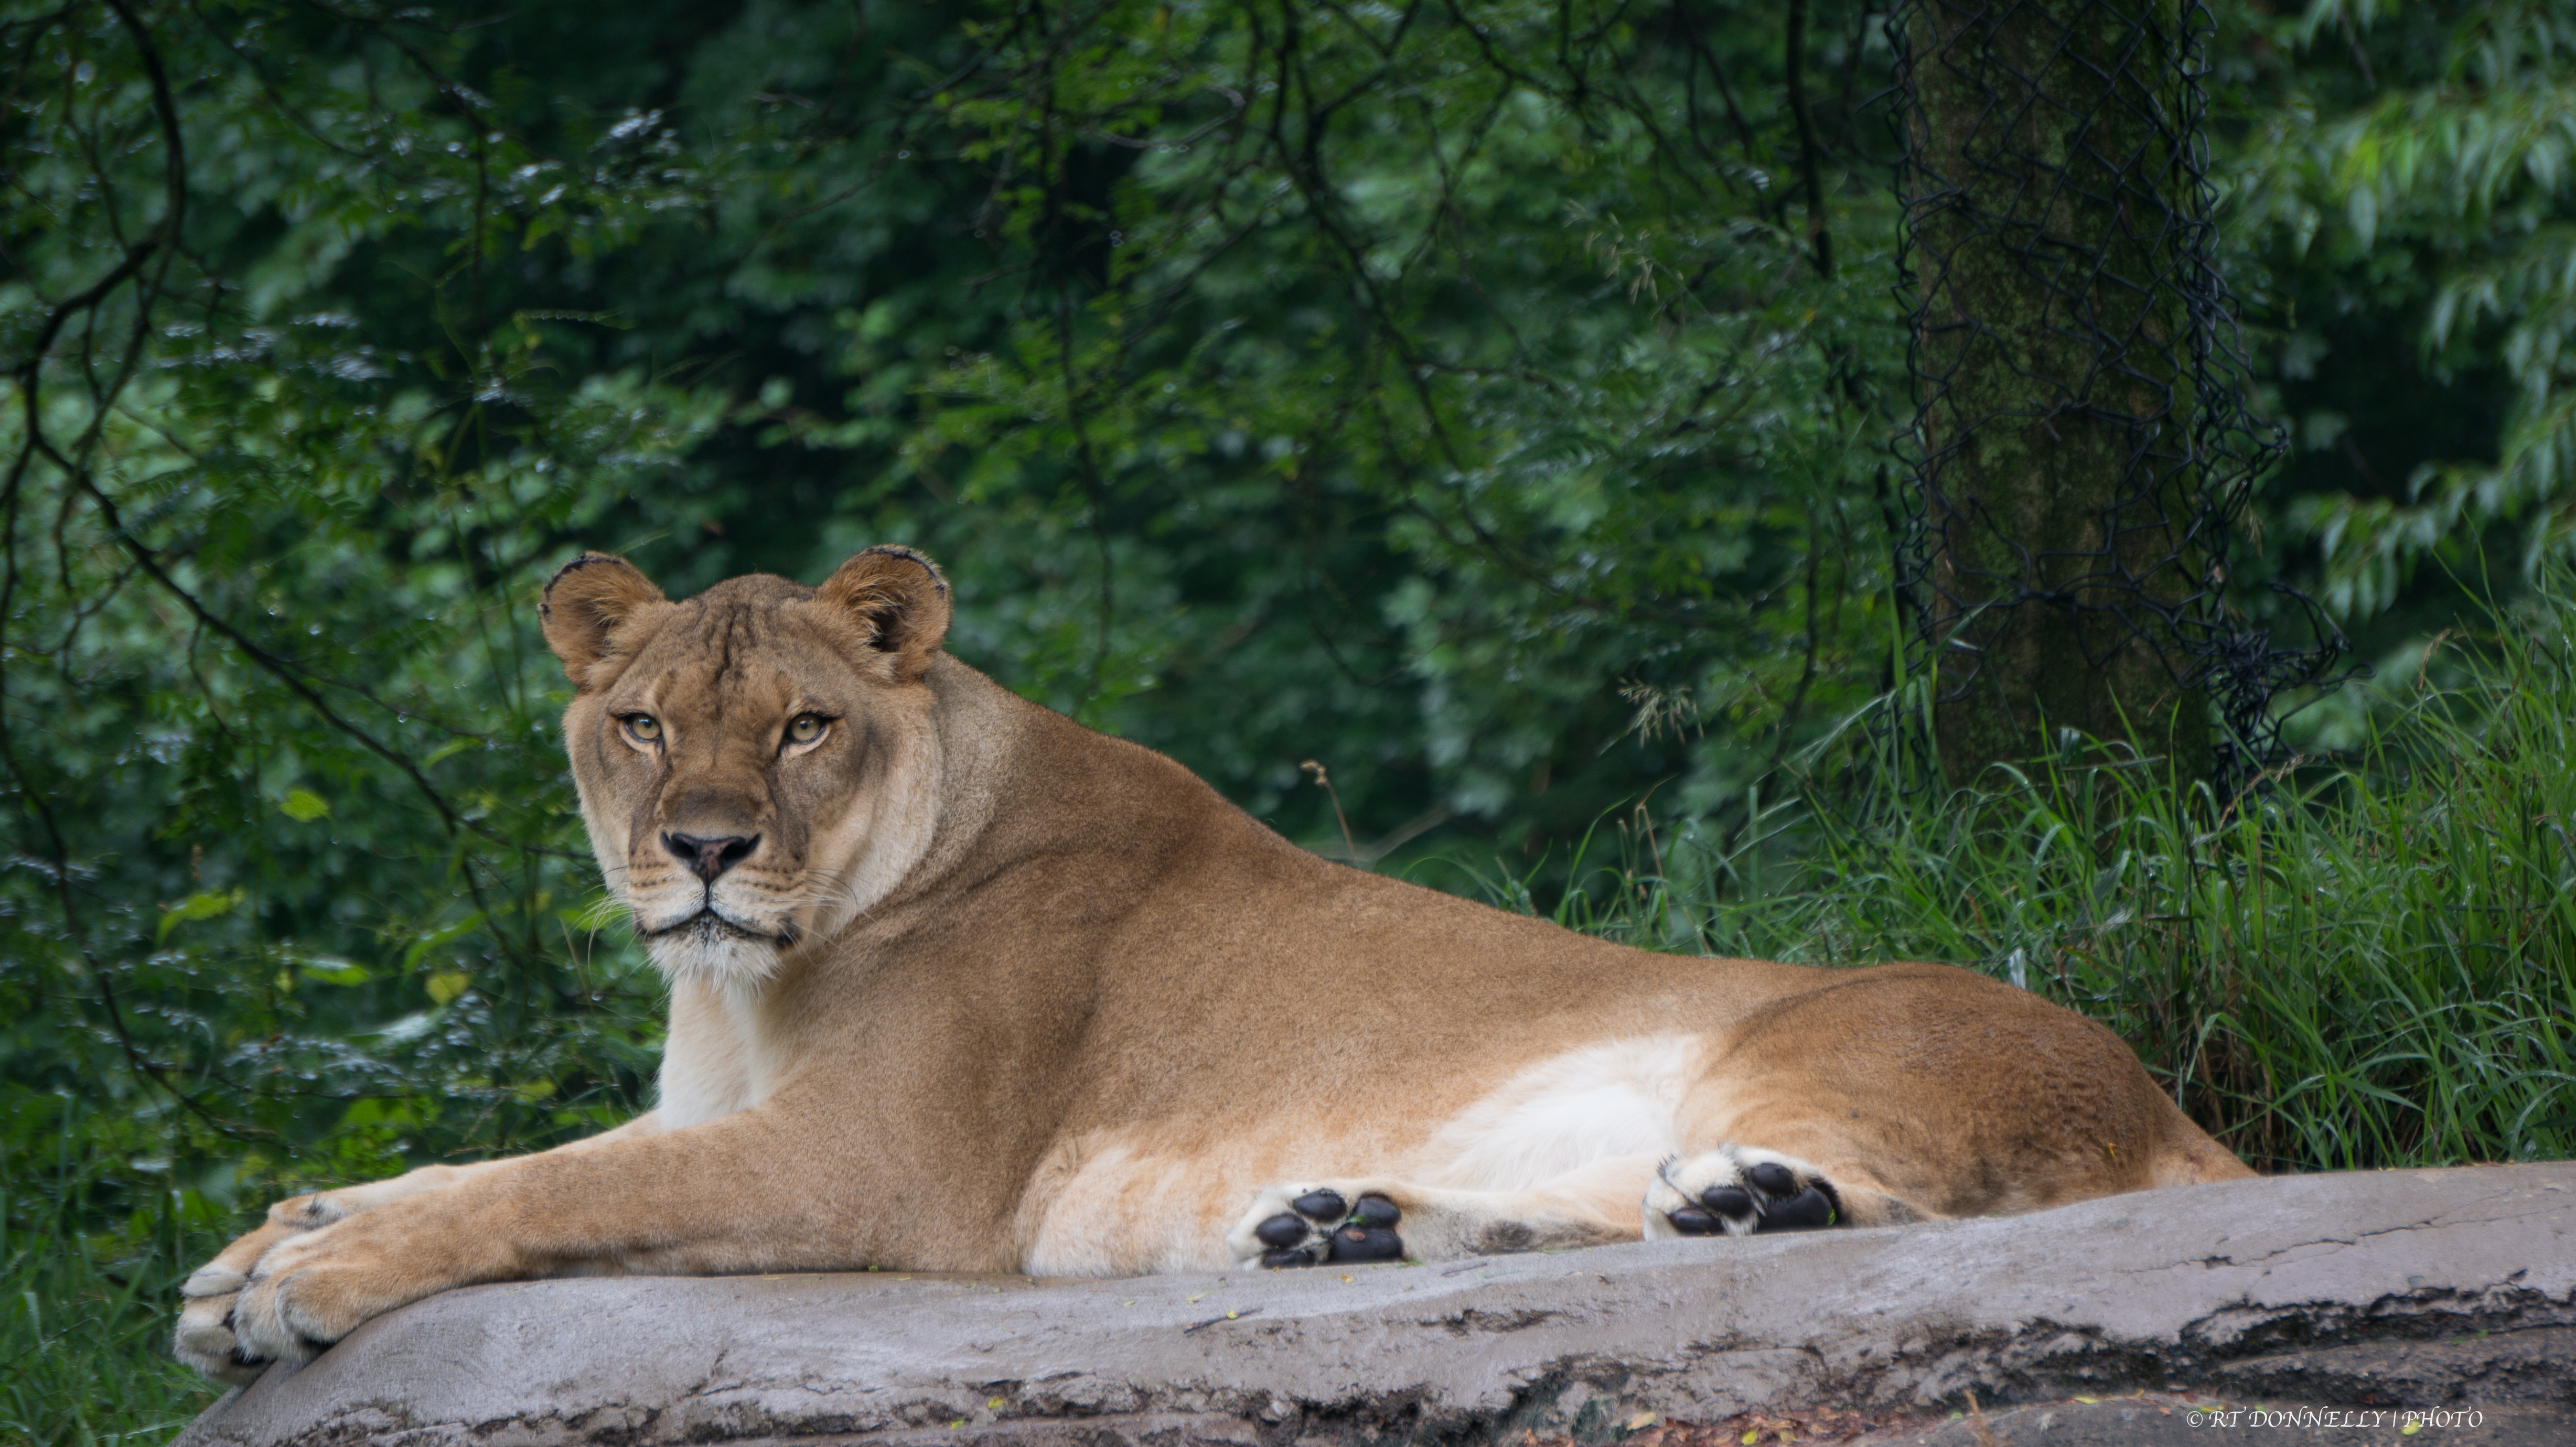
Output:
173 1285 265 1386
1643 1145 1840 1238
1229 1184 1405 1268
224 1221 425 1366
171 1209 314 1383
171 1179 461 1380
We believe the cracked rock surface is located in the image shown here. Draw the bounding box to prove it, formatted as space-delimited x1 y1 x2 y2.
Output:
173 1164 2576 1447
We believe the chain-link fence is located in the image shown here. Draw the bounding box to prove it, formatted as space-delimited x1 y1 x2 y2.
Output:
1888 0 2350 791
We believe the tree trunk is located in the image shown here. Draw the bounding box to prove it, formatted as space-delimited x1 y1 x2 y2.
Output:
1903 0 2214 786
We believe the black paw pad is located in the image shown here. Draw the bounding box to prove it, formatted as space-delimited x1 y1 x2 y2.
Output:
1667 1161 1845 1238
1668 1206 1722 1236
1351 1194 1400 1227
1761 1184 1838 1231
1326 1223 1404 1262
1701 1185 1753 1217
1260 1248 1313 1268
1254 1213 1308 1249
1292 1190 1347 1219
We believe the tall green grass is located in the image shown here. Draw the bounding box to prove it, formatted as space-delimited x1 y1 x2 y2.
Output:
13 598 2576 1444
1476 595 2576 1173
2 1096 232 1443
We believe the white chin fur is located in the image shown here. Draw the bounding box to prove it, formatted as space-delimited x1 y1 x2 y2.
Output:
645 919 783 985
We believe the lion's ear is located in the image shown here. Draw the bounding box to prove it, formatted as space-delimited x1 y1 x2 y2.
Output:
541 553 668 688
816 545 951 677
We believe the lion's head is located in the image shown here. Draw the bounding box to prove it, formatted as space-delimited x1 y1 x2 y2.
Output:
540 546 952 984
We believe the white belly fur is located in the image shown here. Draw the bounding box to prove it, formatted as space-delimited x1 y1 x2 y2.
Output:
1414 1034 1703 1191
1022 1034 1708 1275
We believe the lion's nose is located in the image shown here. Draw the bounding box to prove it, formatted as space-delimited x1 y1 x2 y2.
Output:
663 832 758 882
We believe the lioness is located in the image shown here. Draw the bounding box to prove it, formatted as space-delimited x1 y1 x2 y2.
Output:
175 547 2251 1381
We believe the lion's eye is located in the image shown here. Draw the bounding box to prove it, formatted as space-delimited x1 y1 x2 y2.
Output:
624 715 662 743
786 715 825 746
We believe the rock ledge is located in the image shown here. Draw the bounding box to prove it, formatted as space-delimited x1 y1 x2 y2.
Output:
175 1164 2576 1446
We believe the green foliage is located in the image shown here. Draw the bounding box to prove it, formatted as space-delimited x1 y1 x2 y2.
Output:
872 0 1905 831
2 1096 223 1445
2231 0 2576 624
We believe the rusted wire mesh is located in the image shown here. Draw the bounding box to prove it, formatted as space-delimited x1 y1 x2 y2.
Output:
1887 0 2349 789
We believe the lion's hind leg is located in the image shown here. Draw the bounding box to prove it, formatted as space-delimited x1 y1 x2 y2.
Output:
1229 1155 1655 1269
1641 963 2203 1245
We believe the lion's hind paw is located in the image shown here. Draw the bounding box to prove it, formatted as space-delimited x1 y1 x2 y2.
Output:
1644 1145 1840 1238
1230 1184 1404 1268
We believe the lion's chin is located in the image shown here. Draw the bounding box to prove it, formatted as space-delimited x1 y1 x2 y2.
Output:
644 912 787 985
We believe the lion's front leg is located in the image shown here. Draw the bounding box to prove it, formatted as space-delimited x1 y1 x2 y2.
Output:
219 1105 851 1370
176 1113 664 1381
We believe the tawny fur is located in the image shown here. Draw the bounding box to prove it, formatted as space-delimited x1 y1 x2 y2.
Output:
173 547 2253 1383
